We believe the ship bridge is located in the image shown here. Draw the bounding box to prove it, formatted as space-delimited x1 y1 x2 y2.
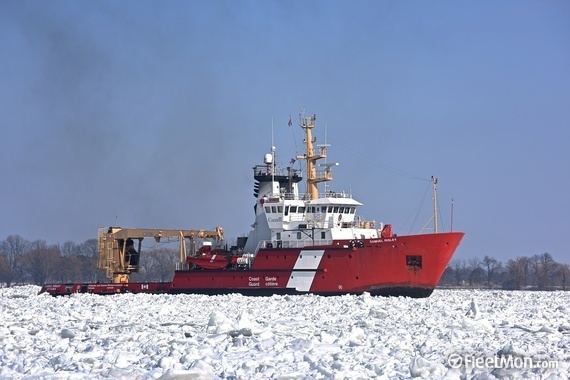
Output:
243 114 382 254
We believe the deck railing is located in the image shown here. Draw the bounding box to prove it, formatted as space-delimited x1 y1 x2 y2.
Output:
255 239 333 253
280 190 353 201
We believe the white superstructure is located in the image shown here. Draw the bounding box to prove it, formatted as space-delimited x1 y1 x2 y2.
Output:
243 115 381 254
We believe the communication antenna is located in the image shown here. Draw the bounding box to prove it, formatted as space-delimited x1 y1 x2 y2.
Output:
271 118 276 195
324 122 328 194
432 176 439 233
450 198 454 232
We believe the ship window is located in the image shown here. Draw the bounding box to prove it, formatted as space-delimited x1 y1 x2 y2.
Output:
321 231 326 239
297 232 301 239
276 232 281 240
265 206 270 213
333 206 339 213
406 255 422 269
298 207 305 213
271 206 277 213
344 207 350 214
284 206 289 216
322 207 327 213
350 207 356 214
277 206 283 213
339 207 344 213
328 206 333 213
290 206 297 213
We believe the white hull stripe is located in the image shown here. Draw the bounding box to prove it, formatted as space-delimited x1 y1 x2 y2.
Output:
286 250 325 292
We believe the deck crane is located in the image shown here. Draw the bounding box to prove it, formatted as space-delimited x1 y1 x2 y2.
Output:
97 226 224 283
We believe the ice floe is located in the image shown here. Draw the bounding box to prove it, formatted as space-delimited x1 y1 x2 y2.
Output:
0 286 569 379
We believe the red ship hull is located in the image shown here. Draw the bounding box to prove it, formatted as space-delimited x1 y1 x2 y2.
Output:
40 232 463 298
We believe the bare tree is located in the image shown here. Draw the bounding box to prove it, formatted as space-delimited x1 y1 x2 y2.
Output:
556 264 570 291
482 255 498 287
136 248 178 282
0 253 10 286
79 239 98 257
506 257 526 290
0 235 29 286
468 258 483 287
20 241 60 285
61 241 80 257
452 260 466 286
531 253 555 290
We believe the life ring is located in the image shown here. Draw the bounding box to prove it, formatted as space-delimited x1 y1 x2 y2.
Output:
338 214 342 221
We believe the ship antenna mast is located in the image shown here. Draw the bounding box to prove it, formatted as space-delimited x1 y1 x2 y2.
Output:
323 122 328 194
431 176 439 233
271 118 275 195
297 114 332 200
450 197 454 232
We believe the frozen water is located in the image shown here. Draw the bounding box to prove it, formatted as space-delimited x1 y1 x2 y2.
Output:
0 286 569 379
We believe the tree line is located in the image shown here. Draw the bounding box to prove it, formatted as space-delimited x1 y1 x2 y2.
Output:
440 253 570 290
1 234 568 290
0 234 179 286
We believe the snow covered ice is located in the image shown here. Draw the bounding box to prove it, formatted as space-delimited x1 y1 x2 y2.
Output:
1 286 569 379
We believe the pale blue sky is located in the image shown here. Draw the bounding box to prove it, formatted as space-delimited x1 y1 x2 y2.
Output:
1 1 569 262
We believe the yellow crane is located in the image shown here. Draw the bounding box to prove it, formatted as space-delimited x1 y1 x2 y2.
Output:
97 226 224 283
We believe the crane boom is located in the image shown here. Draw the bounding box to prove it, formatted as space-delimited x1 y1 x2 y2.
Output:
97 226 224 283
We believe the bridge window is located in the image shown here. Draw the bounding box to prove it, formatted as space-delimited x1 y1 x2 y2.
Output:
284 206 289 216
344 207 350 214
333 206 339 213
278 206 283 213
350 207 356 214
298 207 305 213
271 206 277 213
290 206 297 213
328 206 333 212
264 206 270 213
339 207 344 213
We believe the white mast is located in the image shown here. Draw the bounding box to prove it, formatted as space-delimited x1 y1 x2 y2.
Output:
431 176 439 233
271 118 276 195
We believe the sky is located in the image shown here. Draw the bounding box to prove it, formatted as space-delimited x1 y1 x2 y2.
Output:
1 0 569 263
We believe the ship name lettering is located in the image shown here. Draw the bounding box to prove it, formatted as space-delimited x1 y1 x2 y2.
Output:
248 282 260 287
265 276 277 281
249 276 259 282
370 238 397 244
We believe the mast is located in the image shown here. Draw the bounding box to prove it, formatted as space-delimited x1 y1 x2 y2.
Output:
297 114 332 200
271 119 275 195
431 176 439 233
450 198 454 232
